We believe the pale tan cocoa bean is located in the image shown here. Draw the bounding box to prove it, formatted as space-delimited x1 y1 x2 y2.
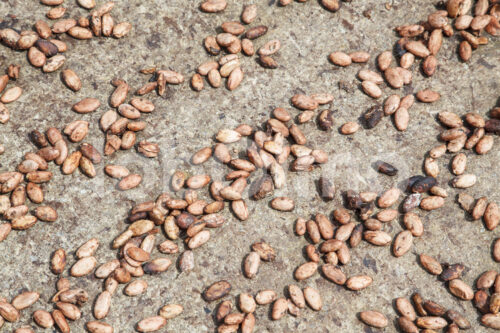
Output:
329 52 351 66
438 111 462 128
67 26 93 39
405 41 430 57
359 69 384 84
477 270 498 289
61 151 81 174
52 310 69 333
471 197 488 220
51 248 66 274
0 223 11 242
101 14 114 36
485 203 500 231
186 175 211 189
459 40 472 62
396 297 417 320
61 69 81 91
294 262 317 280
471 14 492 30
449 279 474 300
136 316 166 332
187 230 210 249
482 313 500 329
192 147 212 165
349 51 370 63
191 74 203 91
241 4 257 24
346 275 373 291
420 196 445 210
364 230 391 246
47 6 66 20
104 165 129 178
422 55 437 76
340 121 359 134
452 174 476 188
362 80 382 98
33 310 54 328
56 302 81 320
291 94 318 110
216 300 232 322
394 107 409 131
238 293 256 314
158 304 183 320
95 260 120 279
201 0 227 13
86 321 113 333
11 215 37 230
322 264 346 285
271 298 287 320
303 287 322 311
448 134 467 152
419 254 442 274
243 252 260 278
118 174 142 190
71 256 97 277
227 67 243 90
377 51 392 71
130 98 154 113
378 188 400 208
12 292 39 310
0 29 20 48
0 301 19 322
442 128 468 141
424 157 439 178
112 22 132 38
320 0 342 12
311 93 334 105
455 15 473 30
416 316 448 329
118 104 140 119
52 18 77 34
124 280 147 296
359 311 388 328
110 82 129 108
128 219 154 236
384 67 404 88
395 24 424 37
400 52 415 68
0 106 8 125
451 153 467 175
137 141 159 158
218 324 238 333
142 257 172 274
255 290 277 305
73 98 100 113
270 197 294 211
465 112 485 127
0 86 22 104
393 230 413 257
216 129 241 143
398 317 418 332
76 238 99 259
476 135 494 154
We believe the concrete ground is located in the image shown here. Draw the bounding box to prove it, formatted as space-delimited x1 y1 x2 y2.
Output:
0 0 499 331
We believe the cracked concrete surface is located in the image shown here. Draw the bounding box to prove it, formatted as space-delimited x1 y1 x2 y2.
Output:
0 0 499 332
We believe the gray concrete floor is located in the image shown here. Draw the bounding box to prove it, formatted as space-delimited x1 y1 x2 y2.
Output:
0 0 499 332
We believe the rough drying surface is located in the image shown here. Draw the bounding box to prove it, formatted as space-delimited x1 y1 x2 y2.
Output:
0 0 499 332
